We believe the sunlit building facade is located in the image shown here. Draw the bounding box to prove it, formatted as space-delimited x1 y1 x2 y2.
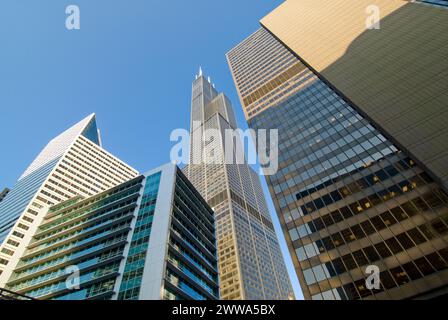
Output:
259 0 448 188
183 71 294 300
4 163 219 300
0 114 138 287
227 18 448 299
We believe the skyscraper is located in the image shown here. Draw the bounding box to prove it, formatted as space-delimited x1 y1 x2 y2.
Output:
183 70 294 300
3 163 219 300
0 114 139 287
227 2 448 299
260 0 448 188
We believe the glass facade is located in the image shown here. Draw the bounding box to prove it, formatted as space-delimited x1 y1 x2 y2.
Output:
227 27 448 299
5 176 144 300
4 164 219 300
258 0 448 191
117 173 160 300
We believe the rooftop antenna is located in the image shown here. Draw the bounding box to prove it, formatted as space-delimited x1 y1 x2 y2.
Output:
207 76 211 83
199 66 203 77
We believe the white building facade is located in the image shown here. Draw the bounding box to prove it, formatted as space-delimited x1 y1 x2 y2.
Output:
0 114 138 286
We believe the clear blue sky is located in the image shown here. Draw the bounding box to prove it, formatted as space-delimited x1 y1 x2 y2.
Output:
0 0 303 299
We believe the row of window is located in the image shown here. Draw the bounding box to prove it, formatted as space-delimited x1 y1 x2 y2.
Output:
291 189 446 248
319 248 448 300
296 156 415 202
301 216 448 287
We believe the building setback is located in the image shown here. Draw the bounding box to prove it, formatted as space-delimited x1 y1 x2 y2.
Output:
0 114 139 287
4 163 219 300
183 71 294 300
227 2 448 300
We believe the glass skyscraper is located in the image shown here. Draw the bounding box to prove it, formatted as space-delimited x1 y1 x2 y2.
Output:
0 114 139 287
227 21 448 299
4 163 219 300
183 71 294 300
259 0 448 188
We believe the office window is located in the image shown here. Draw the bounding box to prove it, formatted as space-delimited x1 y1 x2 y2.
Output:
360 220 376 235
343 283 360 299
330 190 343 202
374 242 392 258
313 264 330 282
351 225 366 239
402 262 422 280
303 268 316 285
341 229 356 243
12 231 24 239
390 266 409 285
342 254 357 270
385 238 403 254
331 210 344 223
432 219 448 235
298 224 311 238
412 198 429 212
352 250 369 267
325 261 337 277
304 243 319 259
322 194 333 206
396 233 415 250
289 228 299 241
322 214 334 227
414 257 435 276
418 225 434 240
1 248 14 256
407 228 426 245
331 233 344 247
422 193 444 208
339 207 353 219
371 216 387 231
311 293 323 300
6 239 20 247
426 252 447 271
354 279 373 298
380 270 396 289
321 237 335 251
380 212 396 226
401 202 418 217
439 248 448 262
332 257 347 274
314 217 325 230
296 247 307 261
363 246 380 262
390 207 407 221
